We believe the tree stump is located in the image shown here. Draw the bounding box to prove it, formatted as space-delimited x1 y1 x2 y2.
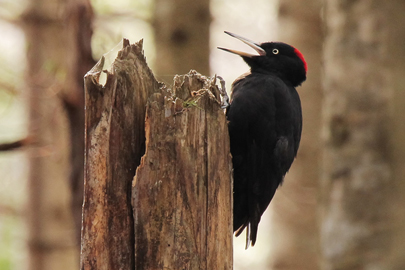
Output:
81 39 233 270
133 72 233 269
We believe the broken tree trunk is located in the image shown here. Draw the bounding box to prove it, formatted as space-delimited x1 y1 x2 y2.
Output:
81 39 233 270
81 39 162 269
133 72 233 269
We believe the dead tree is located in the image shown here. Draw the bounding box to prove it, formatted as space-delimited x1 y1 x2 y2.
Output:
80 39 233 270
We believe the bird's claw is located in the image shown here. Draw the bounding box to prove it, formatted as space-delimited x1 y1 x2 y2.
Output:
216 75 230 109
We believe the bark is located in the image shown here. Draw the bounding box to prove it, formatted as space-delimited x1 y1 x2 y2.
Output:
133 72 233 269
267 1 322 269
81 39 161 270
153 0 211 84
81 39 233 270
321 1 405 269
21 0 86 268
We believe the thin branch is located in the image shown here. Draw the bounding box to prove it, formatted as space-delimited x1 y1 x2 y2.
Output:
0 137 31 151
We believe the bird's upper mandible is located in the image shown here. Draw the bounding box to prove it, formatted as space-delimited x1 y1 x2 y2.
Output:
218 31 307 87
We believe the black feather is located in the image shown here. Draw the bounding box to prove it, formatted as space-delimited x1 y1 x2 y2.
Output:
221 34 306 248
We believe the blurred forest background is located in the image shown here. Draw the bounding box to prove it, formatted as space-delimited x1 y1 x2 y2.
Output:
0 0 405 269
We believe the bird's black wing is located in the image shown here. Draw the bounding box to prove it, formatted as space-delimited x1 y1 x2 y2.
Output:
227 73 301 247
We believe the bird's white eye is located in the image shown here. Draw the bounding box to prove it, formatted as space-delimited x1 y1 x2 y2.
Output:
272 48 279 54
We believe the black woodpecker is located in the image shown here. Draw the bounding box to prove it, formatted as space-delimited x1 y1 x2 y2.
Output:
218 31 307 248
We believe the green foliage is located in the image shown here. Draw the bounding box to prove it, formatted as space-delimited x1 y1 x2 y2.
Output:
183 97 203 110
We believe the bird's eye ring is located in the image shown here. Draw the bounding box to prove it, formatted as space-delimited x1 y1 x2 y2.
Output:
272 49 279 55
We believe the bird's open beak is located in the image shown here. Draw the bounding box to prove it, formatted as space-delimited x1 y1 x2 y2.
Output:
218 31 266 57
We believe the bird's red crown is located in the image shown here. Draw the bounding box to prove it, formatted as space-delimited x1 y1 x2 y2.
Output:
294 48 307 72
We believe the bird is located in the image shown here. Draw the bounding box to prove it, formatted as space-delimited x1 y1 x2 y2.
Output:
218 31 307 248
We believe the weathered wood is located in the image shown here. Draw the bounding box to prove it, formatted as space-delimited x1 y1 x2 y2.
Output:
81 39 232 269
132 71 233 269
81 39 162 270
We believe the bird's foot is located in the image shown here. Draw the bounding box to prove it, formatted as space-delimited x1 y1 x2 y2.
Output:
216 75 229 109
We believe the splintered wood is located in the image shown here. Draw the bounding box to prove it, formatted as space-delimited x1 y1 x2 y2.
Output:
133 72 232 269
81 39 232 270
81 39 162 270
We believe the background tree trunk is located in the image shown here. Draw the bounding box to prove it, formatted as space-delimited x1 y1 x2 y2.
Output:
21 0 79 269
153 0 211 84
63 0 95 244
21 0 94 268
321 1 405 269
267 1 322 269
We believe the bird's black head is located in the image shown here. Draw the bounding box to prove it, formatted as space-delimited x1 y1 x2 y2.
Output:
218 31 307 87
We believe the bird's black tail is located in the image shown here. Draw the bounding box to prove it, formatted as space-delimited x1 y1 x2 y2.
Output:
232 140 274 248
234 143 262 249
249 207 261 247
234 207 261 248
